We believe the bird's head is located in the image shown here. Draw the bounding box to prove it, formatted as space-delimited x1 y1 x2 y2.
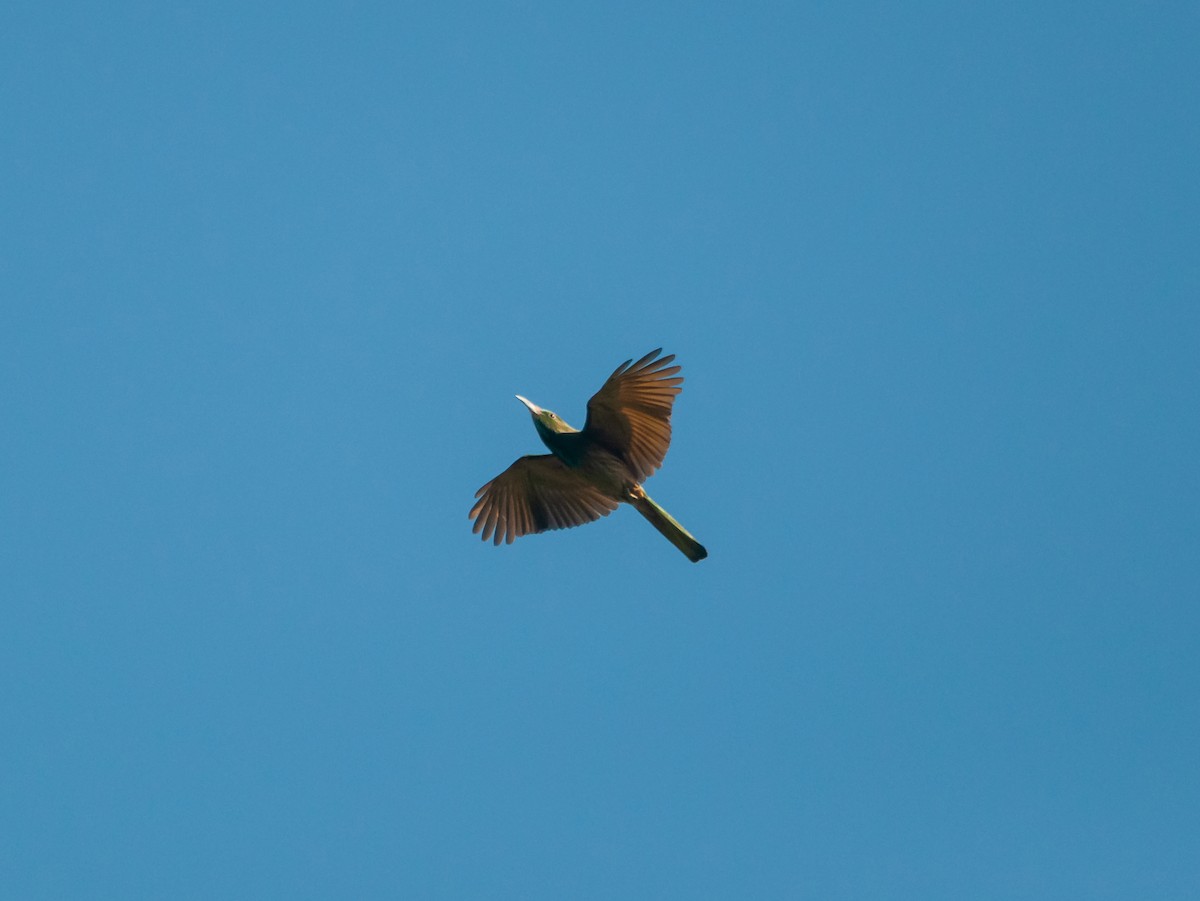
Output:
516 395 575 438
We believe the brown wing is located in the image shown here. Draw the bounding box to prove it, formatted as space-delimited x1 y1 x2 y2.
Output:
582 348 683 483
469 454 620 546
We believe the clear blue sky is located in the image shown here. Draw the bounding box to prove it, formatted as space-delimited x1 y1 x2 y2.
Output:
3 2 1197 898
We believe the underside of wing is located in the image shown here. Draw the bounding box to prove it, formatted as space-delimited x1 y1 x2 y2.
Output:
582 348 683 482
469 454 619 546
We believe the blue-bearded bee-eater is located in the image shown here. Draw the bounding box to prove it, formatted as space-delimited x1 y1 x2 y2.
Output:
470 348 707 562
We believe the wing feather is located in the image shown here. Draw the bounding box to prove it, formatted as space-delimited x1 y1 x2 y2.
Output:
582 348 684 483
469 454 619 546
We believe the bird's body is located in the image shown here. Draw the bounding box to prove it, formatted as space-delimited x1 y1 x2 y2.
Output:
470 349 707 562
524 417 631 497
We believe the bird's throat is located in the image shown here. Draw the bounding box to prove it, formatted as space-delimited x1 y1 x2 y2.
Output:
537 426 590 467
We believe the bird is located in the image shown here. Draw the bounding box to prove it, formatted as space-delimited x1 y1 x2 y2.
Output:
470 348 707 562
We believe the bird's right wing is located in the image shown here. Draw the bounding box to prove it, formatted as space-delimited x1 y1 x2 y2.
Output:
470 454 619 545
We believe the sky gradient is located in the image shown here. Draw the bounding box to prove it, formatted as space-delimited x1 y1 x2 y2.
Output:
3 2 1198 898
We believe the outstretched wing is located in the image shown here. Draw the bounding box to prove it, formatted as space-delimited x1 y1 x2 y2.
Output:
469 454 619 545
582 348 683 483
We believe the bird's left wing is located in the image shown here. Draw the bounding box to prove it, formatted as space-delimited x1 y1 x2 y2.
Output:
470 454 619 545
582 348 683 482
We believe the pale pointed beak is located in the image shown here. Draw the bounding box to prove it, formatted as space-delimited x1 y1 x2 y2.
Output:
515 394 542 415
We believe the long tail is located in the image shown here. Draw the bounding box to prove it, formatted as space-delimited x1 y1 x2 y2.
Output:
628 486 707 562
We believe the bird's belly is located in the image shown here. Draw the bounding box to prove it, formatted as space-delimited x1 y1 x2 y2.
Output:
572 449 637 501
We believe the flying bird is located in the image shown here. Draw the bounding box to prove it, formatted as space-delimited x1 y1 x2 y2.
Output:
470 348 707 562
